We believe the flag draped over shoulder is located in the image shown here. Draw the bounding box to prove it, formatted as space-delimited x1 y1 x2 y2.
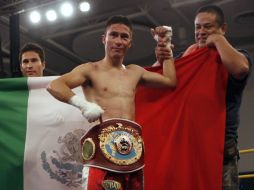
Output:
0 76 90 190
135 47 228 190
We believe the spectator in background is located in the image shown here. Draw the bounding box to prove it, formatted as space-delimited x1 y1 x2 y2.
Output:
19 43 45 77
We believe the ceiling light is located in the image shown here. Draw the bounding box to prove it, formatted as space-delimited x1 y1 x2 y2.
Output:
79 1 90 12
60 2 74 17
46 10 57 22
29 11 41 24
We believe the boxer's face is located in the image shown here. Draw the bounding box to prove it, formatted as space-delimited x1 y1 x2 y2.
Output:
194 12 225 48
102 23 132 59
20 51 45 77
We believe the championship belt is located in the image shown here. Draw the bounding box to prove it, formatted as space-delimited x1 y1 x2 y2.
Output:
80 118 144 173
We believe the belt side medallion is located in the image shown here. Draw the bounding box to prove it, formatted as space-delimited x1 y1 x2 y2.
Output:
82 138 96 161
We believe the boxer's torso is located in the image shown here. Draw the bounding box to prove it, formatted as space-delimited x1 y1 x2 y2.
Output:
82 62 143 121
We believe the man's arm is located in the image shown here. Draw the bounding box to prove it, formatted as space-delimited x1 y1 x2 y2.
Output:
47 64 104 122
47 65 86 102
140 26 176 87
140 48 176 88
162 55 177 87
206 34 250 79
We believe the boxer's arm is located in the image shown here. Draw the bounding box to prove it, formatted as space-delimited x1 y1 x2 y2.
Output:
47 65 86 102
139 47 176 88
139 57 176 88
47 64 104 122
162 54 176 87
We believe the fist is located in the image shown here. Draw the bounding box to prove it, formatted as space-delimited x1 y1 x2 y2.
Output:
151 26 172 43
81 102 104 123
206 33 224 47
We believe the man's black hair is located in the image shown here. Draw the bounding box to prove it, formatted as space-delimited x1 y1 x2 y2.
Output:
196 5 225 26
19 43 45 63
105 15 133 32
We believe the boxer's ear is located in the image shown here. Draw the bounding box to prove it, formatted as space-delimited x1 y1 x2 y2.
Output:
102 34 106 44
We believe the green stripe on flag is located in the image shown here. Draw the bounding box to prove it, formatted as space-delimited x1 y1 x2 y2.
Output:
0 78 29 190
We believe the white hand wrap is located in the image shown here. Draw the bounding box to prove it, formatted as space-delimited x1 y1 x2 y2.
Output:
154 26 173 57
68 95 104 122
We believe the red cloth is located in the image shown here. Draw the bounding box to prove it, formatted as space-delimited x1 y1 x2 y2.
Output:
135 47 228 190
182 43 199 57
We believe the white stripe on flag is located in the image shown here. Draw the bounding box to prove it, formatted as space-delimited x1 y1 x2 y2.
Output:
24 76 91 190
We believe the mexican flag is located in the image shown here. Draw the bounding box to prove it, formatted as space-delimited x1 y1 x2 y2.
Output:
0 76 90 190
